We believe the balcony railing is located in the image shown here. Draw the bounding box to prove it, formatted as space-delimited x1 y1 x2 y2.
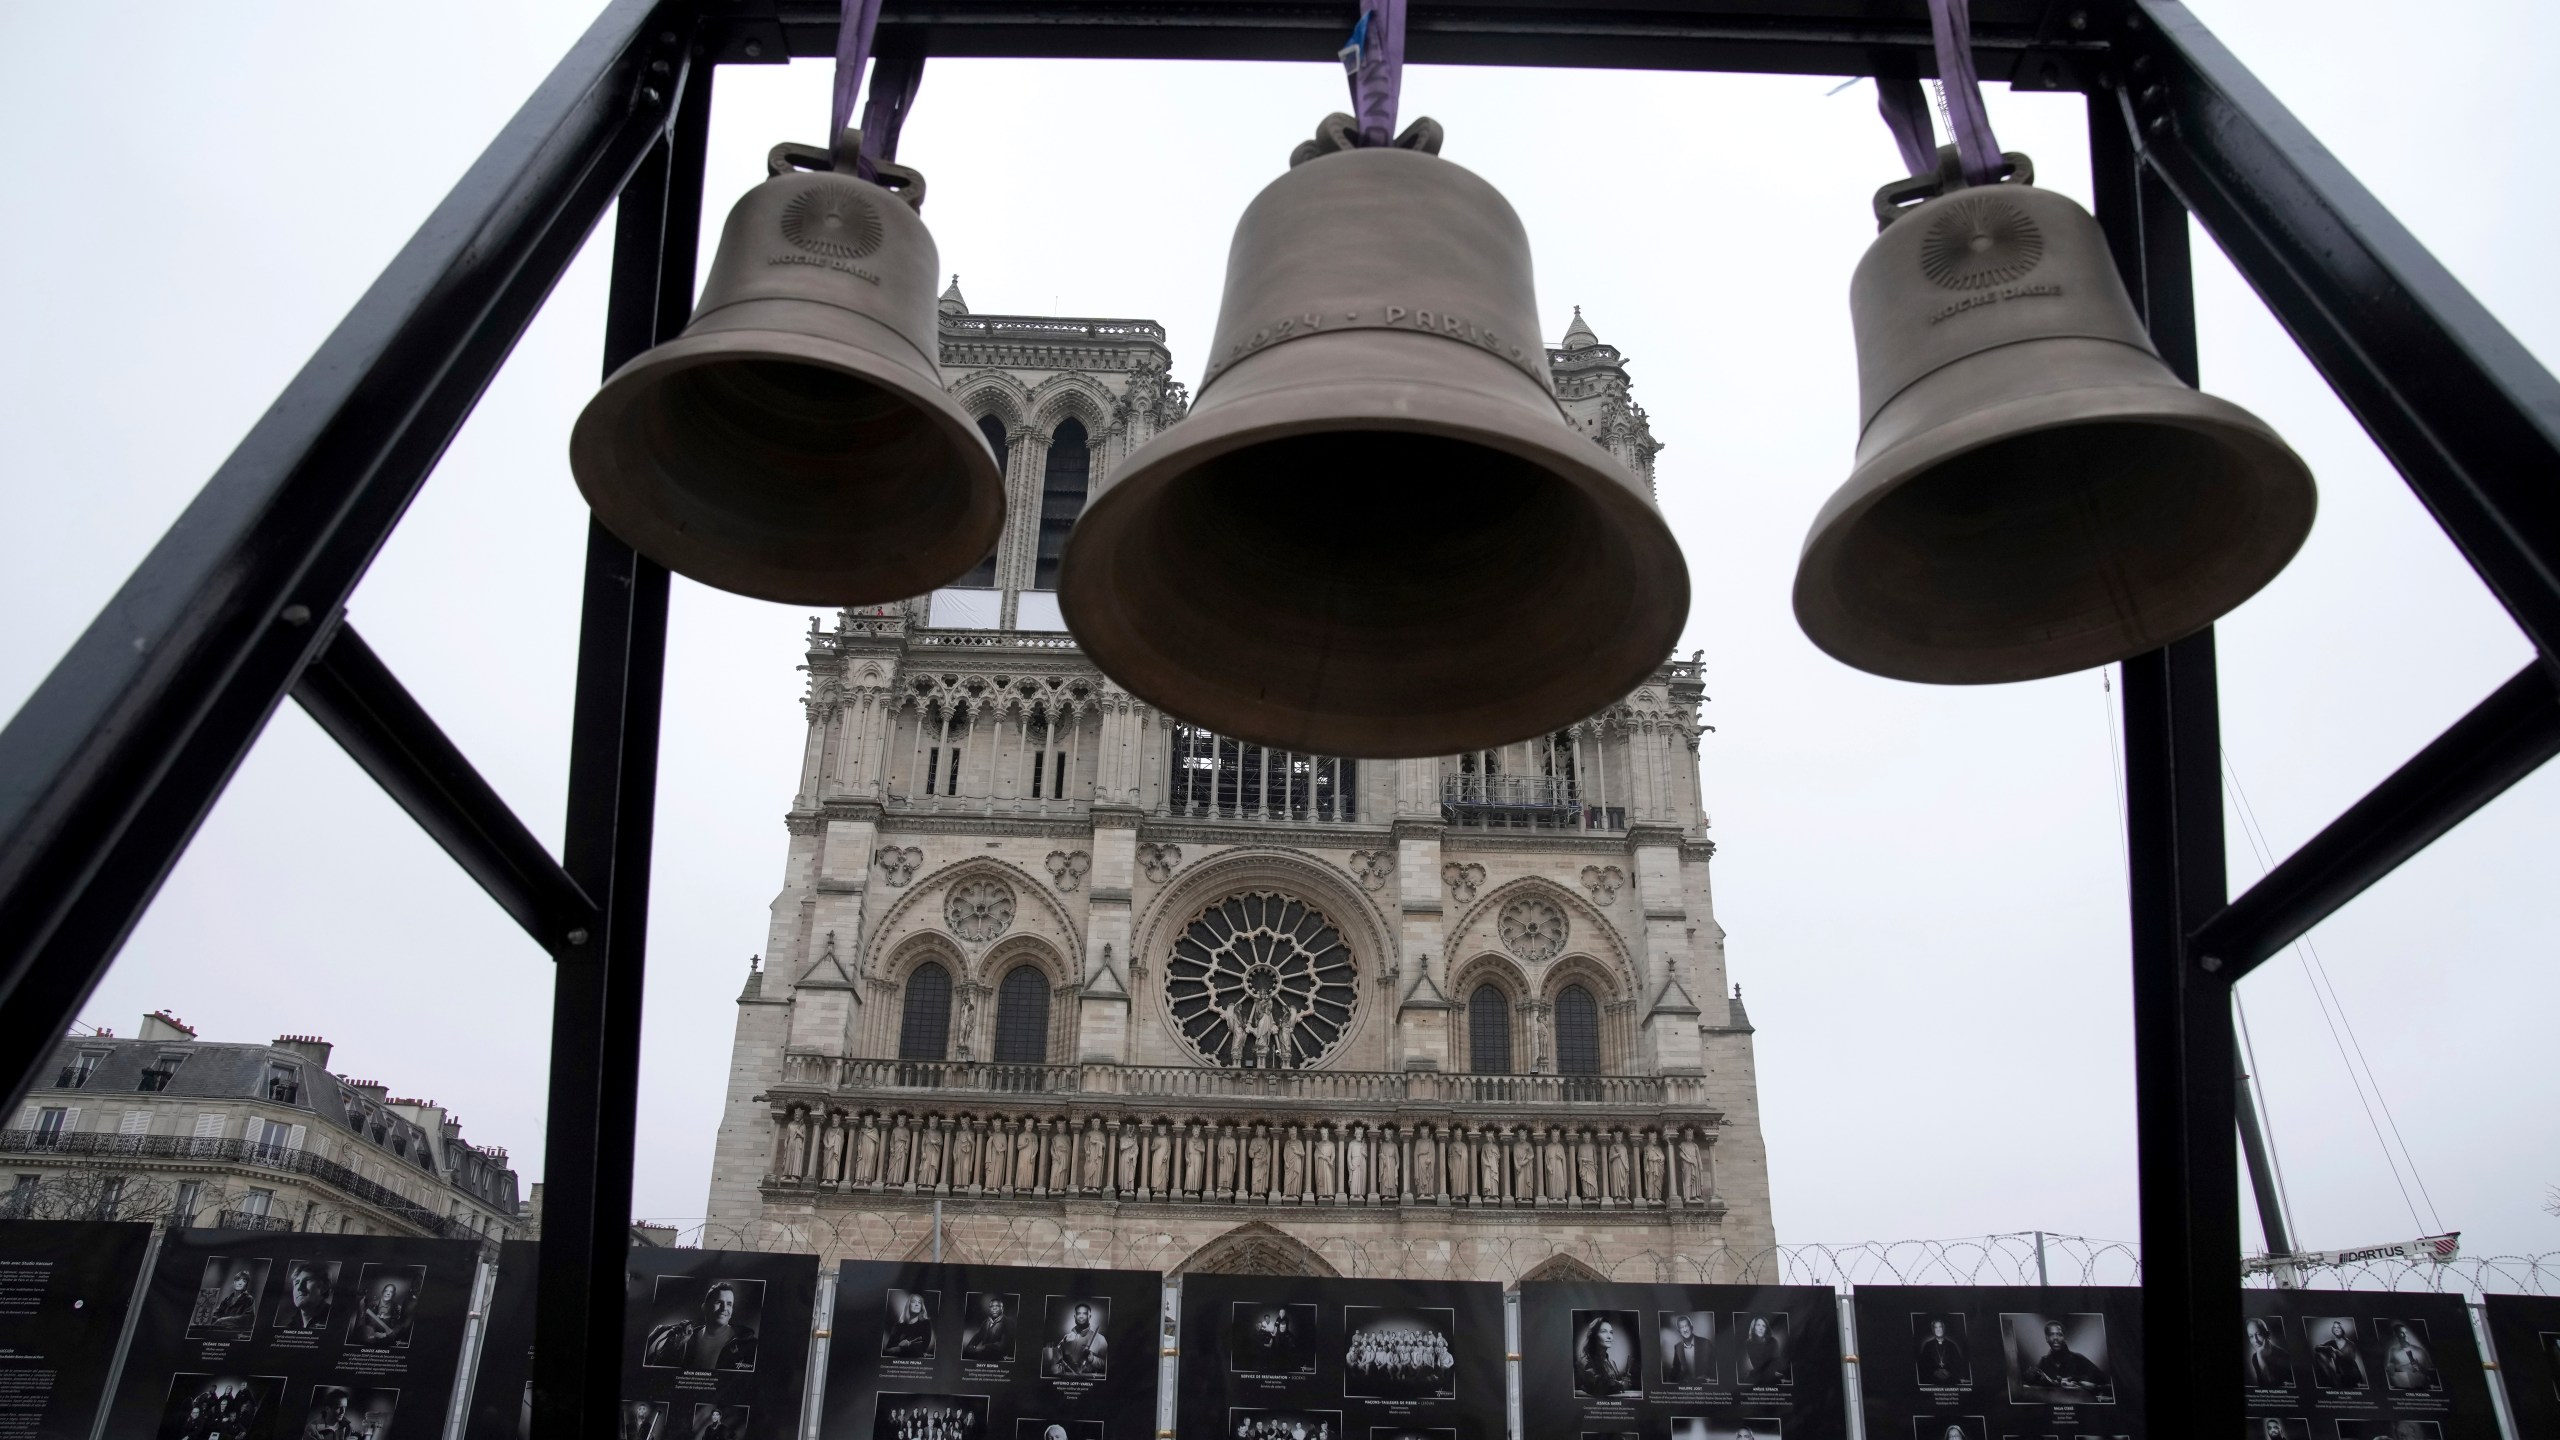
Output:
0 1129 486 1243
1439 774 1622 832
778 1055 1682 1110
218 1209 295 1232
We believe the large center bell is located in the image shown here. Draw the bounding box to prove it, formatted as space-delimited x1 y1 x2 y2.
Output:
570 132 1003 606
1059 116 1689 759
1793 151 2317 684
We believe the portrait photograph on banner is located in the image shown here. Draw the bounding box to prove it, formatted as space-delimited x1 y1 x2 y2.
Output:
1850 1287 2141 1440
2238 1290 2500 1437
825 1261 1159 1440
107 1230 479 1440
1522 1281 1841 1440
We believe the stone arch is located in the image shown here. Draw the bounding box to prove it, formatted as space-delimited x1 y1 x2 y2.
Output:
949 371 1031 431
980 934 1074 1063
865 855 1079 976
1175 1221 1340 1277
1448 875 1636 993
1540 952 1636 1074
1026 374 1114 438
1447 952 1529 1075
1516 1252 1607 1286
1130 846 1397 1071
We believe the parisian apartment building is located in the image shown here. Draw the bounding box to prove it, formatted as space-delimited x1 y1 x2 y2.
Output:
701 284 1773 1282
7 1011 521 1244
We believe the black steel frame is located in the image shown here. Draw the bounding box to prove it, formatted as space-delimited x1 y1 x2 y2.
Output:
0 0 2551 1428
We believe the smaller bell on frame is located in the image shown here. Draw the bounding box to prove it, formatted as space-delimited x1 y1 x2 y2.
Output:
1792 151 2317 684
1057 116 1689 759
570 131 1003 605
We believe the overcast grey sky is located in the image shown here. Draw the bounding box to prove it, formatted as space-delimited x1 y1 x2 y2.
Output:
2 0 2550 1267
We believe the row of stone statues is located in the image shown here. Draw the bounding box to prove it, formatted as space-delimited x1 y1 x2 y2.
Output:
770 1106 1715 1207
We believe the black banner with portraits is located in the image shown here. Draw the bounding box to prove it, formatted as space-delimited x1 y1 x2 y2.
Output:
2482 1293 2560 1438
1518 1281 1846 1440
0 1219 154 1440
822 1259 1160 1440
104 1227 479 1440
2238 1289 2498 1439
1176 1272 1505 1440
462 1242 819 1440
1850 1286 2143 1440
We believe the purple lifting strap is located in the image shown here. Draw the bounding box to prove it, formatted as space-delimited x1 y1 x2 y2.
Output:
830 0 888 177
1345 0 1408 147
1928 0 2005 185
1876 72 1940 177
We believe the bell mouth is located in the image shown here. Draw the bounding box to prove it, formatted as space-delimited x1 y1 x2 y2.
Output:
1800 410 2315 683
1066 426 1678 757
572 329 1003 605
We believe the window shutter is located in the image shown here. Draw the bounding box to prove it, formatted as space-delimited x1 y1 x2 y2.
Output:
13 1105 33 1130
286 1124 306 1152
118 1110 149 1135
193 1113 225 1139
61 1108 80 1133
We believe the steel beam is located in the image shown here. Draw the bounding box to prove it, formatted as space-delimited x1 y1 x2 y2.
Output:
2094 87 2242 1427
2192 661 2560 980
291 621 597 953
529 57 711 1440
0 0 698 1126
719 0 2104 83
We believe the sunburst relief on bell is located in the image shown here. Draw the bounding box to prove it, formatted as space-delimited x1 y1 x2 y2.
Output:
570 133 1003 606
1793 155 2316 684
1057 116 1690 759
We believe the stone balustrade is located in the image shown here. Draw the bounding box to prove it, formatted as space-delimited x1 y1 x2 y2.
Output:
759 1058 1722 1213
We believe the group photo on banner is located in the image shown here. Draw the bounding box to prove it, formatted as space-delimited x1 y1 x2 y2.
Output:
1178 1274 1505 1440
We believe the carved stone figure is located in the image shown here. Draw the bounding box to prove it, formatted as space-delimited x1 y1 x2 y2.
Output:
1214 1124 1239 1195
1080 1118 1105 1189
1148 1121 1173 1194
1574 1129 1598 1198
1606 1131 1631 1199
1478 1127 1502 1199
1542 1127 1569 1198
984 1119 1011 1191
954 987 980 1062
1641 1131 1665 1202
1313 1126 1337 1198
783 1111 810 1177
819 1114 846 1183
1376 1125 1400 1199
1048 1118 1071 1190
917 1120 944 1189
951 1120 977 1189
1013 1114 1040 1189
1282 1125 1305 1198
1345 1126 1369 1198
853 1114 881 1185
883 1118 911 1186
1246 1125 1270 1197
1412 1126 1436 1197
1182 1124 1207 1194
1115 1122 1140 1194
1677 1128 1706 1201
1511 1128 1537 1200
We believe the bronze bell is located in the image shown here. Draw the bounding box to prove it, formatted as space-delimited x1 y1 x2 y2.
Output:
1058 116 1689 759
570 133 1003 605
1793 152 2316 683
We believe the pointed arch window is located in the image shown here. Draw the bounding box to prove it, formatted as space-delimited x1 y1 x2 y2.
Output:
992 964 1051 1064
1033 417 1090 590
958 417 1006 587
1468 984 1513 1074
1555 984 1602 1075
897 961 953 1061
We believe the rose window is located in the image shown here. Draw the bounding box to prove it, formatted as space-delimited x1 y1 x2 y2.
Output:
1165 892 1357 1069
945 878 1015 943
1499 895 1567 961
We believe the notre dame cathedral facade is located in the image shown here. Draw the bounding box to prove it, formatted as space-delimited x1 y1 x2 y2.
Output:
701 279 1774 1283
